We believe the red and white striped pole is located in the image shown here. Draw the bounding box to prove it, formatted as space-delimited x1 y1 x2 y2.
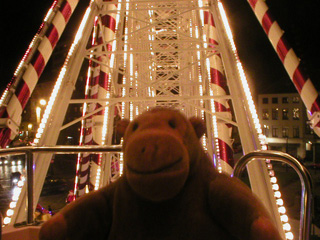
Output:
203 6 234 173
0 0 79 148
74 16 100 197
75 1 118 197
247 0 320 136
88 1 118 190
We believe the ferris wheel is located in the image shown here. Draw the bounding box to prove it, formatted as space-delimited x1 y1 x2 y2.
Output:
0 0 318 239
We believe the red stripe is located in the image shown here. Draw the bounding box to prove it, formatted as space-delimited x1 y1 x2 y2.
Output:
91 154 100 165
310 95 320 114
30 50 46 77
60 1 72 22
276 36 290 63
204 11 215 27
261 10 274 35
46 25 60 48
218 139 234 167
247 0 258 9
292 65 307 93
210 68 228 93
15 80 31 109
101 14 116 32
214 101 230 113
208 38 219 47
0 129 12 148
99 71 110 90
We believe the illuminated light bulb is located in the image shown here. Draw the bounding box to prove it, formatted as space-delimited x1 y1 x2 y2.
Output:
9 201 17 209
269 170 275 177
281 215 289 222
12 195 19 202
13 187 22 197
274 191 281 198
283 223 291 231
278 206 286 214
3 217 11 225
6 209 14 217
272 184 279 191
276 199 284 206
285 232 294 240
270 177 277 183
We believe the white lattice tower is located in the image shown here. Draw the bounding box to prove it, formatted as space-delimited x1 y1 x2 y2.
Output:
3 0 294 238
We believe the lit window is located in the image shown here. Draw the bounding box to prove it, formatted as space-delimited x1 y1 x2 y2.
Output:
262 109 269 120
292 96 300 103
282 108 289 120
293 108 300 120
272 108 279 120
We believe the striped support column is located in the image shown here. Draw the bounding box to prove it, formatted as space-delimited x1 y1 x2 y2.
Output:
89 1 118 190
75 16 100 197
203 8 234 173
0 0 79 148
247 0 320 134
75 2 118 196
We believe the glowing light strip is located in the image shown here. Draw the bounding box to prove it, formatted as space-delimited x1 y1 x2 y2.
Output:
217 2 292 238
3 177 25 226
193 6 209 152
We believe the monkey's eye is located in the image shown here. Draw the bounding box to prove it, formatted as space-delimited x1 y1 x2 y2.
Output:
132 122 139 131
168 119 176 129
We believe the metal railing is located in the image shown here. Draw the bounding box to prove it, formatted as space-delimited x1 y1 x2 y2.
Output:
0 147 313 240
233 150 313 240
0 145 122 225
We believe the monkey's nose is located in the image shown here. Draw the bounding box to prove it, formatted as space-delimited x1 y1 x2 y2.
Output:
141 144 159 160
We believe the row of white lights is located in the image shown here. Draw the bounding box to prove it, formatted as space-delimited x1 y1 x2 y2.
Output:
217 1 293 239
3 177 25 226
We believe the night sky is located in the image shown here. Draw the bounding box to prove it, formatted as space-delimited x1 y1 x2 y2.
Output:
0 0 319 100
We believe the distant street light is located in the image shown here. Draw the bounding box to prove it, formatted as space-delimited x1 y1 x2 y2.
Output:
36 99 47 123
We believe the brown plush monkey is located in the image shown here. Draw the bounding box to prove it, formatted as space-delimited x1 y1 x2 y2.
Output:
39 108 283 240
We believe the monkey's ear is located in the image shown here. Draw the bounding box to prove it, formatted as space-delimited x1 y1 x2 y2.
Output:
189 117 206 139
116 119 130 138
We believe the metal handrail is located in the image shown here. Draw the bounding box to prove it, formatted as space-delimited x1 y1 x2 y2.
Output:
0 145 122 225
233 150 313 240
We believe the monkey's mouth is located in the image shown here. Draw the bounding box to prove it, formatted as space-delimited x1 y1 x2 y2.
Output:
126 157 183 175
